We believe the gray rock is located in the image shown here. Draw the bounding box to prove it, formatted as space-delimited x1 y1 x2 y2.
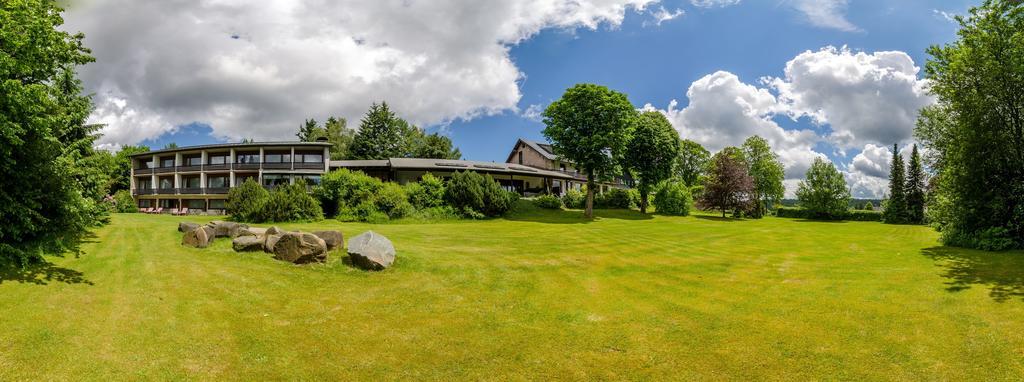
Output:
247 227 268 237
229 224 254 238
178 222 199 233
182 226 211 248
201 225 216 241
209 221 246 238
347 231 395 270
232 235 264 252
266 226 284 236
264 234 282 252
312 230 344 251
271 232 327 264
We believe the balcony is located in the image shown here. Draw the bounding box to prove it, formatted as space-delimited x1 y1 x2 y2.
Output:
234 162 261 170
204 163 230 171
132 188 155 196
177 165 202 172
262 162 292 170
293 162 325 170
154 166 176 174
134 168 154 175
206 187 230 194
156 188 177 195
179 187 204 194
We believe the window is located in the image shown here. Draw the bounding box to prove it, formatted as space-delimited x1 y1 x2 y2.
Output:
209 199 226 209
264 152 290 163
208 155 228 165
184 156 202 166
296 175 321 186
160 157 174 168
159 178 173 189
137 179 152 189
159 199 177 208
297 152 323 163
518 151 523 164
236 153 260 164
237 175 258 184
263 174 290 187
184 177 201 189
207 176 228 188
138 199 152 208
186 199 206 209
137 160 154 169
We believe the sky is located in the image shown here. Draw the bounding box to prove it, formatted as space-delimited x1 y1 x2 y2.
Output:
62 0 976 198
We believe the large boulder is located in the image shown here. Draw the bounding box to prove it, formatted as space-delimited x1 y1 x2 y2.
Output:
313 230 344 251
178 222 199 233
271 232 328 264
210 221 247 238
266 226 284 236
182 226 211 248
247 227 268 237
201 225 216 240
264 234 283 252
232 235 264 252
347 231 395 270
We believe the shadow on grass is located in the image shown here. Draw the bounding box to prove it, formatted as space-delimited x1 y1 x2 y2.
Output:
790 219 849 223
694 215 745 222
921 246 1024 302
0 262 93 286
505 207 654 224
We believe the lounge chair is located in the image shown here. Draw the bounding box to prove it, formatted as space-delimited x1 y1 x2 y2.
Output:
169 208 180 215
174 207 189 216
153 207 164 214
140 207 151 214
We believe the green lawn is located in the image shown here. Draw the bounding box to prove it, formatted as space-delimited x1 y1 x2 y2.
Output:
2 205 1023 380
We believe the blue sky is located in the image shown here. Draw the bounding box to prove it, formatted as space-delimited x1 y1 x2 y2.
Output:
69 0 976 197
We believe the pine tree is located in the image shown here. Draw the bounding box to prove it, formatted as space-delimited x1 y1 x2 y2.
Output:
350 102 404 160
296 118 323 141
884 143 908 224
905 144 926 224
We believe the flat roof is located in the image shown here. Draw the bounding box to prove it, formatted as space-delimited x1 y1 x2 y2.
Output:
330 158 582 180
130 141 332 157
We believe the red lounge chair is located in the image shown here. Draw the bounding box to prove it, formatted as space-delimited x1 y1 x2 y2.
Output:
140 207 151 213
174 207 189 216
169 208 180 215
153 207 164 214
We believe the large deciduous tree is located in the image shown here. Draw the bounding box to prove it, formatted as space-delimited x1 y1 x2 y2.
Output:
699 147 754 217
883 144 908 224
350 102 404 160
323 117 355 160
796 158 851 220
625 111 681 213
741 136 785 218
676 138 710 187
112 145 150 192
1 0 106 265
543 84 637 218
916 0 1024 250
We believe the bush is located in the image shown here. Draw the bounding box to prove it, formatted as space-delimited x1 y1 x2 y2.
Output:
444 171 517 218
944 227 1017 251
653 181 692 216
595 188 633 209
775 206 882 222
315 169 388 221
111 190 137 213
376 182 413 219
227 178 270 222
256 182 324 223
406 173 446 209
562 189 586 209
533 194 563 209
845 209 883 222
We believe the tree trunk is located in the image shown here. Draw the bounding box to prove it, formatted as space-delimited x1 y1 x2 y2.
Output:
585 171 595 218
640 188 648 214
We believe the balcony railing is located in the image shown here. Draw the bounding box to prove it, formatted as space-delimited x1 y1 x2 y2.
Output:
134 168 153 175
206 187 230 194
156 188 176 195
179 187 204 194
177 165 202 172
133 188 155 195
204 163 230 171
294 162 325 170
154 166 176 174
234 162 261 170
262 162 292 170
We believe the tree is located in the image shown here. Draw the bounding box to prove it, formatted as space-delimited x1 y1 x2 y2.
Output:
883 144 908 224
1 0 105 265
676 139 710 187
699 147 754 217
163 142 178 149
905 144 926 224
296 118 324 141
414 133 461 159
796 158 851 220
624 111 680 213
543 84 637 218
112 145 150 192
741 136 785 218
916 0 1024 250
862 201 875 210
350 102 404 160
323 116 355 160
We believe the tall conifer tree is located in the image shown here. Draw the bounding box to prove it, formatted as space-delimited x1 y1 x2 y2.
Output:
884 144 908 224
905 144 926 224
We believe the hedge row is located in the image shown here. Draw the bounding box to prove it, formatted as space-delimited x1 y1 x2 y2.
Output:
775 206 882 222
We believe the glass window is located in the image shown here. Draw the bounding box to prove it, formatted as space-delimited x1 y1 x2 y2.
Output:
301 153 323 163
186 199 205 209
263 174 290 187
184 156 202 166
185 177 201 188
161 158 174 168
137 160 154 169
208 155 227 165
138 199 152 208
137 179 151 189
159 178 173 189
209 199 226 209
236 153 259 164
297 175 321 186
207 176 228 188
264 154 281 163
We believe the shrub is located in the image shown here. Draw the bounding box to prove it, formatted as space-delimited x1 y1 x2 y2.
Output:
945 227 1017 251
406 173 446 209
315 169 386 221
562 189 585 209
111 190 137 213
444 171 517 218
653 181 692 216
775 206 882 222
227 178 270 222
376 182 413 219
845 209 883 222
256 182 324 223
595 188 633 209
533 194 563 209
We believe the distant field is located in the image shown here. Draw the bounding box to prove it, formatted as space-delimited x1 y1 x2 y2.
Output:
2 206 1023 380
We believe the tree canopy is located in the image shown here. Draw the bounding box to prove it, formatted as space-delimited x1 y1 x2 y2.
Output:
741 136 785 218
624 111 681 213
883 144 908 224
676 139 710 187
698 147 754 217
796 158 851 220
543 83 637 218
350 102 405 160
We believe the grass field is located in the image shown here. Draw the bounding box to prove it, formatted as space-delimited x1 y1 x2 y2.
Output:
2 205 1024 380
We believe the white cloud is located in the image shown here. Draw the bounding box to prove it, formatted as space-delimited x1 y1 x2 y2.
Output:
933 9 958 23
769 46 934 148
63 0 656 148
850 143 891 178
648 6 685 26
521 104 544 122
790 0 860 32
690 0 740 8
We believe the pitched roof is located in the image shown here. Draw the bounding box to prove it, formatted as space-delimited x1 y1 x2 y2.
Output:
330 158 581 180
129 141 331 157
520 139 557 160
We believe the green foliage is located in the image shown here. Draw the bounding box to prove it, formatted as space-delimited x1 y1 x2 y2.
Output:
376 182 413 219
257 182 324 223
324 117 355 160
883 144 909 224
676 139 710 187
111 190 137 213
562 189 586 209
296 118 323 141
653 181 692 216
543 83 637 217
846 209 884 222
350 102 405 160
862 201 875 210
444 171 518 218
742 136 785 218
796 158 852 220
314 169 384 221
625 111 681 213
533 194 564 209
776 206 880 221
113 145 150 192
905 144 926 224
226 179 271 222
0 0 107 265
594 188 634 209
406 173 446 209
699 147 754 217
916 0 1024 249
404 127 461 159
